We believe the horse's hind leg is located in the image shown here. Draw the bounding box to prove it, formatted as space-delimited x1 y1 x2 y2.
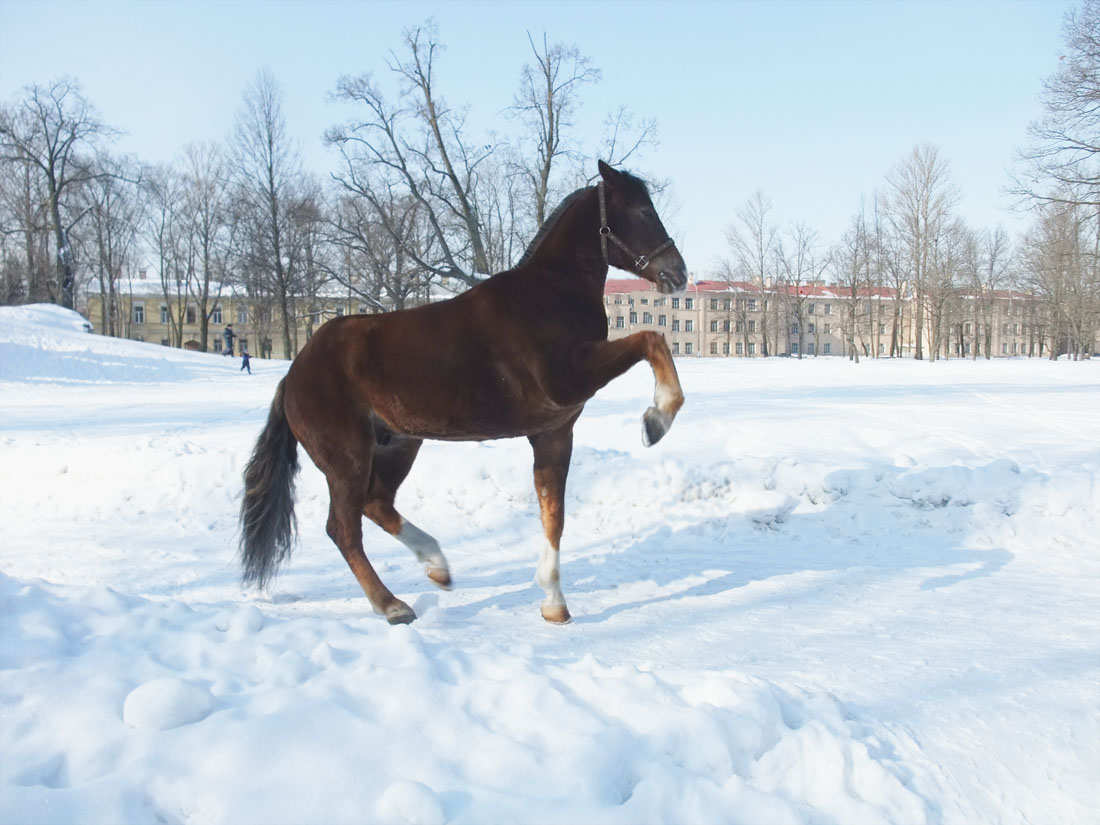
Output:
326 474 417 624
363 432 452 590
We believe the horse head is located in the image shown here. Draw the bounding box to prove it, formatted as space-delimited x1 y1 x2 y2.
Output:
597 160 688 294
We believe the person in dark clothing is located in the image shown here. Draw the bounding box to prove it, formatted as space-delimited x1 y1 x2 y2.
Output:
223 324 235 356
240 349 251 374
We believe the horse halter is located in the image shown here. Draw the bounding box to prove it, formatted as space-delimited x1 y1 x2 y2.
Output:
597 181 676 272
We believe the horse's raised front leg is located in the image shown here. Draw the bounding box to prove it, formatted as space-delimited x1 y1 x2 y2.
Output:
529 422 576 624
571 332 684 446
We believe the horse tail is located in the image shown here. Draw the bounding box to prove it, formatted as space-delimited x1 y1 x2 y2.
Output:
239 378 300 589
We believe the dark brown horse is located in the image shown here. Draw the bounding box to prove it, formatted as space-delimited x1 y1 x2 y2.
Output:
239 161 686 624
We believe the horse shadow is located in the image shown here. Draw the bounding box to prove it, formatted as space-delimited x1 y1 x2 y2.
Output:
438 458 1017 625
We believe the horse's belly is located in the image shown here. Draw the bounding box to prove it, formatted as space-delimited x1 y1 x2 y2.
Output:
377 393 581 442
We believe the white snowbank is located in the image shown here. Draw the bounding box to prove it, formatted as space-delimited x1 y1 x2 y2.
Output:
1 304 1097 824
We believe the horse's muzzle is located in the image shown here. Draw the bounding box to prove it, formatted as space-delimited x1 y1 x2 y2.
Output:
657 268 688 294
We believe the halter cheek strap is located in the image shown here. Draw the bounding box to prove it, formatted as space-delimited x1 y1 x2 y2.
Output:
598 181 676 272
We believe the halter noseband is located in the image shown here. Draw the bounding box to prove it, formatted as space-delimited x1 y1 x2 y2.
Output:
598 181 676 272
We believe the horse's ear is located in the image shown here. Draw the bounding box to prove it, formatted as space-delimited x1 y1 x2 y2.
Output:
598 160 621 186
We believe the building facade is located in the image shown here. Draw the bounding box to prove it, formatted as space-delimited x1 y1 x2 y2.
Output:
84 276 1090 361
603 278 1076 359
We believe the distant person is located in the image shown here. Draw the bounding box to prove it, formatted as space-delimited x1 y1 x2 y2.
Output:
223 324 235 356
240 349 251 375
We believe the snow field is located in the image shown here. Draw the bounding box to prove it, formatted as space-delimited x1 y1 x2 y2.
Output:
1 305 1098 825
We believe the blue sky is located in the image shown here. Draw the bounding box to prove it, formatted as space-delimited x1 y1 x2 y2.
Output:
0 0 1074 274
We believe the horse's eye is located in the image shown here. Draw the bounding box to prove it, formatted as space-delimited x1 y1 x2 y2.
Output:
641 209 654 219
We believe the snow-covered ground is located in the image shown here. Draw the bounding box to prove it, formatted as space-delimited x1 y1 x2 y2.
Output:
1 304 1097 825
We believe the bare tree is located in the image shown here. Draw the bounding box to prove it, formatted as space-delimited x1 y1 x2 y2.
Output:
962 227 1012 359
776 222 829 358
82 153 143 337
1014 0 1100 209
511 33 600 227
0 142 50 302
885 144 959 359
726 190 778 356
0 78 119 308
178 142 236 350
231 69 304 358
328 24 503 289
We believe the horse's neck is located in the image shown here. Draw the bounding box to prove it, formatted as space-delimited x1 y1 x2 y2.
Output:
527 188 608 295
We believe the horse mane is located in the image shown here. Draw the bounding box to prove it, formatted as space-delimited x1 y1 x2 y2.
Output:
517 187 589 266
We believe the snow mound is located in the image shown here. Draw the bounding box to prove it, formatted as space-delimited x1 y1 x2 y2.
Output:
122 677 214 730
0 573 931 824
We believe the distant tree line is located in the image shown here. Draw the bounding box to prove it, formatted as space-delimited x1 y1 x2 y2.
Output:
720 1 1100 361
0 23 656 353
2 9 1098 360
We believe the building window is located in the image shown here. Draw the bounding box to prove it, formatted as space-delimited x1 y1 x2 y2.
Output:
736 342 743 355
808 303 815 315
672 320 681 332
1002 343 1009 354
824 343 831 354
658 315 667 326
238 307 248 324
710 298 719 310
791 342 799 354
614 297 622 304
642 312 653 324
186 306 197 324
710 341 718 354
791 323 799 334
629 311 638 324
685 320 694 332
672 342 680 354
685 342 693 355
824 323 832 334
807 342 815 355
748 342 756 355
160 305 169 324
824 304 832 315
711 320 719 332
685 298 694 310
808 323 815 334
133 304 144 324
212 306 223 324
964 322 972 335
748 320 757 333
640 298 649 305
747 298 757 311
615 316 625 329
736 321 745 333
722 341 730 355
672 298 680 309
878 342 884 354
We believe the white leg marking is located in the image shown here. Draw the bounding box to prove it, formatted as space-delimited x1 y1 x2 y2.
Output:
397 519 449 573
535 539 566 609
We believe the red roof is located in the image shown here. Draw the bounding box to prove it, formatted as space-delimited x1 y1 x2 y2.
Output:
604 278 896 299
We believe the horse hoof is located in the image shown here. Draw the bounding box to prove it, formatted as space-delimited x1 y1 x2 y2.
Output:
426 566 452 590
385 602 417 625
642 407 669 447
540 604 572 624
